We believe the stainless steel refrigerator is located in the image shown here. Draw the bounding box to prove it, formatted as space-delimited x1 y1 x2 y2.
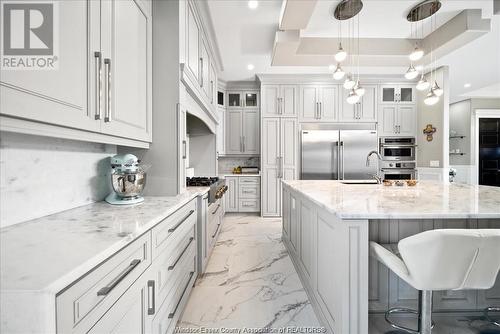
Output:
301 124 378 180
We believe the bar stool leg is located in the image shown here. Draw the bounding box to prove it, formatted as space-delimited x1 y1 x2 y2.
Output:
418 290 433 334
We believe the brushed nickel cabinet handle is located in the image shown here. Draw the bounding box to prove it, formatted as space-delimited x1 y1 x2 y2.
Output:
168 210 195 233
242 136 246 152
199 58 203 87
104 58 111 123
211 223 221 239
97 259 141 296
182 140 187 159
147 280 155 315
319 102 322 119
168 237 194 270
168 271 195 319
94 52 102 120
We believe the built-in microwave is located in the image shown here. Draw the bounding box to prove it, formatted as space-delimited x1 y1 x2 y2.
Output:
379 137 416 161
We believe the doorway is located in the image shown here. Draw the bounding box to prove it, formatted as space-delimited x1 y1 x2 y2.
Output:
478 118 500 186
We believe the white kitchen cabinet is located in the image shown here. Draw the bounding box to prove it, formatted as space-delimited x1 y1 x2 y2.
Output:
200 37 211 99
216 105 226 156
227 91 259 109
100 0 152 142
378 104 416 137
261 117 298 216
186 2 200 84
299 85 338 122
0 0 152 146
340 85 377 123
300 201 314 280
224 108 259 155
379 85 416 104
261 85 298 117
224 176 239 212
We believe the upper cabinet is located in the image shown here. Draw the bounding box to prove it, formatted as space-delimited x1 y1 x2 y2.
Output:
225 108 259 155
182 0 218 117
227 91 259 109
378 105 416 137
379 85 416 104
299 85 338 122
340 85 377 122
261 85 298 117
0 0 152 147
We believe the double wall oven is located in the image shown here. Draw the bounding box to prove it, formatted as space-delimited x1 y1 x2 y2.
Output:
379 137 418 180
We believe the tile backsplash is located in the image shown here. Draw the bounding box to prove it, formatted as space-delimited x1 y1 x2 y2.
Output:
0 132 116 228
218 156 260 174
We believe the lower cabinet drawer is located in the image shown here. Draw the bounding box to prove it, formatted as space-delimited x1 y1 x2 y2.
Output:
150 252 197 334
56 232 152 333
151 199 197 258
239 183 260 199
238 199 260 212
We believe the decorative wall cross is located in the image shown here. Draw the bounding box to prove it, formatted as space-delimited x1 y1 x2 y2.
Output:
423 124 437 142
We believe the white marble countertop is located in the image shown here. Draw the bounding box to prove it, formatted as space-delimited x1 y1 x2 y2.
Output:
0 188 209 294
282 180 500 220
219 173 261 177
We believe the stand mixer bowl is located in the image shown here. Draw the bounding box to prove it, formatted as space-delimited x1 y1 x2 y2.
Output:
111 170 147 198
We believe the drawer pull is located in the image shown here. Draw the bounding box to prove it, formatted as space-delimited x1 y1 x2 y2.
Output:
242 190 255 193
211 223 221 239
97 259 141 296
168 237 194 271
168 271 195 319
168 210 195 233
212 204 221 215
147 280 155 315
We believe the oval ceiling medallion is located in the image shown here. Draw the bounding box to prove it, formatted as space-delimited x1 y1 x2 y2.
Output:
333 0 363 20
407 0 441 22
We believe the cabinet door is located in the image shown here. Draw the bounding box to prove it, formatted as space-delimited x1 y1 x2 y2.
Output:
281 85 298 116
216 106 225 155
210 60 217 105
289 193 300 254
300 201 314 279
380 85 397 104
225 110 243 154
282 188 291 239
101 0 151 142
379 105 397 136
227 91 242 108
318 86 337 121
281 118 298 181
200 38 210 98
244 91 259 108
300 86 318 121
186 2 200 83
0 0 98 132
262 85 279 117
179 105 188 193
397 106 416 136
243 110 259 154
224 177 238 212
262 118 280 216
398 86 415 104
358 85 377 122
340 90 357 122
88 278 148 334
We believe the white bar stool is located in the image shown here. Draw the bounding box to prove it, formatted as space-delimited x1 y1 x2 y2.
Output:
370 229 500 334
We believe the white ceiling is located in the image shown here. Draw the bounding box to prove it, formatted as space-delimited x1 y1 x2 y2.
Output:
206 0 500 102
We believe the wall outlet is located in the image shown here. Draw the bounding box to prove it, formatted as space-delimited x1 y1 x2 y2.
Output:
430 160 440 167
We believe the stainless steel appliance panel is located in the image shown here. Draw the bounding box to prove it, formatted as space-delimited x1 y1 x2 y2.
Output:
379 137 417 161
340 130 378 180
301 130 339 180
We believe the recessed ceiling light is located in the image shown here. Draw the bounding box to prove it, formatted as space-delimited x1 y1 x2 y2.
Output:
248 1 258 9
247 64 255 70
464 83 471 88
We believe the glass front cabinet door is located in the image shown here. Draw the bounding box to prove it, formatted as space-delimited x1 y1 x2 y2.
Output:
380 85 415 104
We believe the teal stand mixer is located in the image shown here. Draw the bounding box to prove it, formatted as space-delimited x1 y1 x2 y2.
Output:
105 154 147 205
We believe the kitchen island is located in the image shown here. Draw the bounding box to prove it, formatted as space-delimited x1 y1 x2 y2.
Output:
281 180 500 334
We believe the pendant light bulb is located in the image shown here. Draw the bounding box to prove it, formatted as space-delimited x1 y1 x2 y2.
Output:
346 89 360 104
432 81 443 96
409 45 424 62
343 75 356 90
354 81 365 97
404 64 419 80
332 64 345 80
334 43 347 62
416 74 430 91
424 89 439 106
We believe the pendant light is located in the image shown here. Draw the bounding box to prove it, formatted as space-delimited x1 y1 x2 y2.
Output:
354 13 365 97
424 89 439 106
335 43 347 62
404 64 419 80
409 44 424 61
344 74 356 89
347 89 360 104
432 81 443 96
333 63 346 80
416 73 430 91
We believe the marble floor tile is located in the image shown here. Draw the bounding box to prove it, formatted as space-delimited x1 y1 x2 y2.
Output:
178 213 321 330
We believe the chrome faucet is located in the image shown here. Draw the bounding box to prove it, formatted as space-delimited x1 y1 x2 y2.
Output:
366 150 382 167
